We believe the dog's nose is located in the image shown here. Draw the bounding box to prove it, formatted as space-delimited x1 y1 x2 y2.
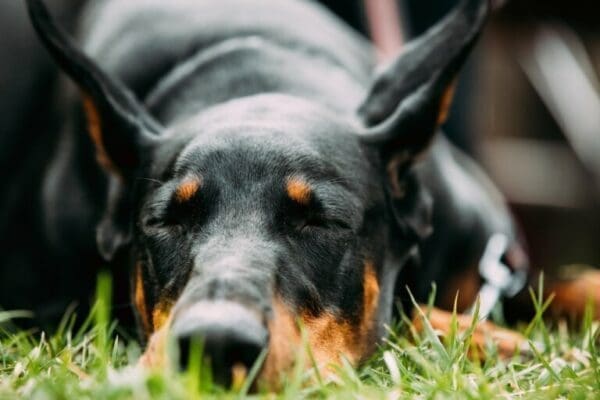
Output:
171 301 268 386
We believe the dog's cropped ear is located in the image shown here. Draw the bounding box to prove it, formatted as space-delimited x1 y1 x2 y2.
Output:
358 0 489 165
358 0 489 241
27 0 164 261
26 0 162 176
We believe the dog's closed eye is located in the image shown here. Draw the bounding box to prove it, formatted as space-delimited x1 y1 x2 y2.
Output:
283 195 351 236
141 176 208 232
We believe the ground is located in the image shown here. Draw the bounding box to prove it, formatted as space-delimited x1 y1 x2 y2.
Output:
0 273 599 399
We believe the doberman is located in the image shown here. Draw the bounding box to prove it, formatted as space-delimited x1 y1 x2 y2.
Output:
18 0 600 388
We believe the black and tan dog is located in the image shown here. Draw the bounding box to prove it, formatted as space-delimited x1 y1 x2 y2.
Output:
17 0 600 387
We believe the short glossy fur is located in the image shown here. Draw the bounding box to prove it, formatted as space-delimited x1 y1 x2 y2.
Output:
17 0 562 387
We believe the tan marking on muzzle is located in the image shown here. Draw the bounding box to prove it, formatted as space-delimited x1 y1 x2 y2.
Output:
306 261 380 364
138 311 174 369
301 313 360 366
359 261 380 350
286 176 312 205
260 262 380 386
260 297 301 385
152 300 174 332
134 262 152 335
175 176 202 203
138 298 176 369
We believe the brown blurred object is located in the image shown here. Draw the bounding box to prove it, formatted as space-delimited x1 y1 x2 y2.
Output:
469 0 600 272
412 306 530 359
546 267 600 322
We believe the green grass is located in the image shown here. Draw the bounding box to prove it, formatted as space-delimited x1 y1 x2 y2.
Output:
1 274 599 399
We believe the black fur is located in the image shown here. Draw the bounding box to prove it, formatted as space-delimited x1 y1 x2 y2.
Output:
14 0 527 356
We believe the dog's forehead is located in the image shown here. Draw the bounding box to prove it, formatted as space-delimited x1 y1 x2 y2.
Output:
166 94 370 179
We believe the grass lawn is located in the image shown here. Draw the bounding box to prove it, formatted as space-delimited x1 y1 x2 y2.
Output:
0 273 599 399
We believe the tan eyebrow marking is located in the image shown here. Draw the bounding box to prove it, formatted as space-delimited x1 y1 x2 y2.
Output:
174 176 202 203
286 176 312 205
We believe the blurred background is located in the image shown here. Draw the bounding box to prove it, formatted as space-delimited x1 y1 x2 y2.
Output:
320 0 600 272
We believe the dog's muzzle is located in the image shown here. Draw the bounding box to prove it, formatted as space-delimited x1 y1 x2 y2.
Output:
170 301 269 386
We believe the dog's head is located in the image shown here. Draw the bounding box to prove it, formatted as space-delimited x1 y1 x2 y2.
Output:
28 0 489 387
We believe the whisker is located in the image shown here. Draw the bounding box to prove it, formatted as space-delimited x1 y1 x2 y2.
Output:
136 177 164 185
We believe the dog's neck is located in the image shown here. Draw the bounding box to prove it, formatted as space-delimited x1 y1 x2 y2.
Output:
144 36 369 128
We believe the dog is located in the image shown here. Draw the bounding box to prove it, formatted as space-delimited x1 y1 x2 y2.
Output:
21 0 600 388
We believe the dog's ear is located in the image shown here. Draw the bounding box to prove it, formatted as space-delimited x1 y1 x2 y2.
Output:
27 0 164 261
358 0 488 164
26 0 162 176
358 0 489 240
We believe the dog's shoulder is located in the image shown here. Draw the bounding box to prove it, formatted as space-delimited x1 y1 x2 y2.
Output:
418 135 512 235
410 136 516 294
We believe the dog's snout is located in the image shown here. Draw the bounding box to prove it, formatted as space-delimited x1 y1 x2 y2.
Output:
172 301 268 387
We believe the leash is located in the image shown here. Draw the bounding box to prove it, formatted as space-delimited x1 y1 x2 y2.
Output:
468 233 527 320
